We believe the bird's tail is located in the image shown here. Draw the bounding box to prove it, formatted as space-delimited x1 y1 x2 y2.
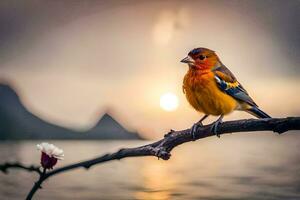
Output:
246 106 271 118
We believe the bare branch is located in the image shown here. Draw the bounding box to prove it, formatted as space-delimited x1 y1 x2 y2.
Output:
1 117 299 200
0 162 41 175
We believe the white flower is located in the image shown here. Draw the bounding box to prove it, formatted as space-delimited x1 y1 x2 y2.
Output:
37 142 64 160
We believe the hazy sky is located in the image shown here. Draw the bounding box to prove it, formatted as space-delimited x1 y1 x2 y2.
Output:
0 0 299 138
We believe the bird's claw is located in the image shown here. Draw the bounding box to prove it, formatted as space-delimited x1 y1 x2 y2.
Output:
190 122 203 140
211 121 221 138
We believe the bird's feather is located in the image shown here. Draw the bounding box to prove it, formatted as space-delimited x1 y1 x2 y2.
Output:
213 65 257 106
246 106 271 118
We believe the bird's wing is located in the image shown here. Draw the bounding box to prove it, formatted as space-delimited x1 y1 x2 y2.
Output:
213 65 257 106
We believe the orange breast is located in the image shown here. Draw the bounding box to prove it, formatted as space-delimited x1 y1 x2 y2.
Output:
183 70 238 116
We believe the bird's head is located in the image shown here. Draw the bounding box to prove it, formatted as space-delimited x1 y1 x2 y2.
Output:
181 47 221 70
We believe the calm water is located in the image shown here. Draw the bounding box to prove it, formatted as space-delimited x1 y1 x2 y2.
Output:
0 132 300 200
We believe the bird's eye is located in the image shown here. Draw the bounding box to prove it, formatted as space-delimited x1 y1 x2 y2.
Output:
199 55 206 60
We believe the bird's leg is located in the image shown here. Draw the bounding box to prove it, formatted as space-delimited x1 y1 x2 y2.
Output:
190 115 209 140
211 115 224 138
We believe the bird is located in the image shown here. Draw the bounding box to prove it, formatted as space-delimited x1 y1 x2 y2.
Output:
181 47 270 138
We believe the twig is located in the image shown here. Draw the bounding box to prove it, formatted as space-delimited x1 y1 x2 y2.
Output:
0 117 299 199
26 168 46 200
0 162 41 175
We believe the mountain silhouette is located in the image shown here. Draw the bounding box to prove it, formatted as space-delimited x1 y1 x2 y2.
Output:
0 83 142 140
84 113 141 139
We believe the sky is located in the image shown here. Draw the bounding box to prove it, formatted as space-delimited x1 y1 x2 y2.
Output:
0 0 299 139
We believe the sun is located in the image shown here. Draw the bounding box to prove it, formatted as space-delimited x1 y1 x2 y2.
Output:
160 92 179 111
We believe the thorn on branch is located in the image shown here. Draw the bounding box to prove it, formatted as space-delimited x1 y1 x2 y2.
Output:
154 147 171 160
273 123 288 134
83 165 90 170
164 129 175 138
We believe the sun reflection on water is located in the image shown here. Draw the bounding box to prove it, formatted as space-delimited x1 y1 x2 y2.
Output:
135 158 179 200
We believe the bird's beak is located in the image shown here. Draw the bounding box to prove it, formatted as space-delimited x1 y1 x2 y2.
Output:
180 56 194 64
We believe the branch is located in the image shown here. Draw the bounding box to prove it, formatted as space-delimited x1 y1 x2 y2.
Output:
0 117 299 199
46 117 300 169
0 162 41 175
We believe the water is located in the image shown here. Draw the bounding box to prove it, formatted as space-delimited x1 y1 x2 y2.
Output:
0 132 300 200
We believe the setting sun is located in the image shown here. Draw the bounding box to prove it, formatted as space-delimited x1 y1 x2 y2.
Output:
159 93 179 111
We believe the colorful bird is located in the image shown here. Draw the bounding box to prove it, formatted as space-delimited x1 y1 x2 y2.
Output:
181 47 270 137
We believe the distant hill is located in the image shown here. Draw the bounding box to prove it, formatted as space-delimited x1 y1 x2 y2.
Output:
85 113 141 139
0 83 143 140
